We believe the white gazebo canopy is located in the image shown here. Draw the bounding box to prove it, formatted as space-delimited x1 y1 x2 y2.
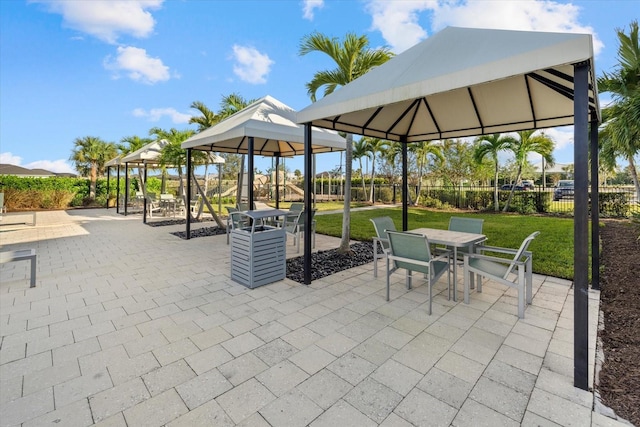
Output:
181 95 346 156
121 139 169 165
297 26 600 140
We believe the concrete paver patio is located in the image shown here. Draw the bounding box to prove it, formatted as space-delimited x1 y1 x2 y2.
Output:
0 209 627 426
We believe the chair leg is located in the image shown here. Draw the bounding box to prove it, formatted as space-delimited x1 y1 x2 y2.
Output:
526 256 533 304
517 266 525 318
463 258 471 304
373 240 379 278
386 254 391 301
427 277 433 315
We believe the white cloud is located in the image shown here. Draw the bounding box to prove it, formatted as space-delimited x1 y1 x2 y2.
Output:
541 126 573 151
365 0 602 54
132 107 191 123
231 45 274 84
104 46 170 84
31 0 163 44
0 152 23 165
302 0 324 20
1 152 75 174
366 0 435 53
25 159 76 174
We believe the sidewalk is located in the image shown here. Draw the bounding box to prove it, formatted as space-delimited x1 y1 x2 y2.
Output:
0 209 625 426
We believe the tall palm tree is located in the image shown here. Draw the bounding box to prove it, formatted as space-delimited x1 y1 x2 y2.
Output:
352 138 370 200
598 20 640 199
118 135 154 193
503 130 555 212
299 32 393 253
189 101 220 132
69 136 116 199
473 133 517 211
409 140 444 205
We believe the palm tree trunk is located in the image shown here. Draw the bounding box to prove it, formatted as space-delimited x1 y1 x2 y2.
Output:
628 156 640 201
359 159 366 201
90 163 97 199
338 134 353 253
494 165 500 212
368 157 376 203
503 167 523 212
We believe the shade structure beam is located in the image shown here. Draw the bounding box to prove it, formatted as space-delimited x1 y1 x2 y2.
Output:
524 75 538 128
573 60 589 391
467 87 484 135
387 99 420 138
421 97 441 138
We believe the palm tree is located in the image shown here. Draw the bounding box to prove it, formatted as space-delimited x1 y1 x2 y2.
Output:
363 137 388 203
352 138 370 200
409 140 444 205
118 135 154 193
299 32 393 253
598 20 640 199
473 133 517 211
189 101 220 132
69 136 117 199
502 130 555 212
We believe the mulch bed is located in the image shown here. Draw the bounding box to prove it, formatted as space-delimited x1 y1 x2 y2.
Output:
285 241 374 284
147 217 215 227
597 219 640 426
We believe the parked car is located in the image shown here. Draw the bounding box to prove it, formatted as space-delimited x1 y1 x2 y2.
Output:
553 180 575 201
522 180 535 190
500 184 526 191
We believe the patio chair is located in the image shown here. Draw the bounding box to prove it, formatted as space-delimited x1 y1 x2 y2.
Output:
386 231 451 315
462 231 539 318
438 216 487 261
145 193 162 217
226 206 248 244
237 202 257 211
283 209 316 253
370 216 397 277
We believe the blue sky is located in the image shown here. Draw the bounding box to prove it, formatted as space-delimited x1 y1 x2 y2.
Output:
0 0 636 176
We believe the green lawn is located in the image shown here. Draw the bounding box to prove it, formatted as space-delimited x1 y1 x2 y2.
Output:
315 207 592 280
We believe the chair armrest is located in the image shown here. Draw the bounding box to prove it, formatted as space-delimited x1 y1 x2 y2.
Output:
432 249 452 263
463 252 527 266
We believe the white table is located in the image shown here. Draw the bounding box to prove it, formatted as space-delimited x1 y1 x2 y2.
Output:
410 227 486 301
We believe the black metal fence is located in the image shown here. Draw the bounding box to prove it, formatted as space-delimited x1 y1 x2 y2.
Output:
309 183 639 218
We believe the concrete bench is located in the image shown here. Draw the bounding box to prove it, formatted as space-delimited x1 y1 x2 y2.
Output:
0 249 36 287
0 211 37 226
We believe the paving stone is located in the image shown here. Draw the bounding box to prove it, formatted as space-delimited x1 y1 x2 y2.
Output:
79 345 128 376
520 411 564 426
152 338 200 366
352 337 397 365
379 412 414 427
0 375 23 405
216 378 276 424
107 351 160 385
316 332 359 357
393 387 457 427
418 367 473 409
297 368 353 409
0 351 52 381
185 344 233 375
483 359 537 395
189 325 232 350
23 359 81 396
142 359 196 395
54 368 113 407
251 321 291 343
282 326 323 350
2 325 49 348
290 345 337 375
123 331 169 357
221 332 265 357
259 389 324 427
52 337 100 366
252 338 299 366
452 397 520 427
218 352 269 386
98 326 142 350
371 358 422 397
343 377 403 423
166 398 235 426
0 386 54 427
256 360 309 396
89 378 150 422
494 344 543 375
123 388 189 427
310 399 377 426
175 368 233 410
160 320 203 343
0 342 25 365
470 376 529 421
73 321 116 342
136 316 176 336
327 352 377 385
392 332 450 374
526 387 592 427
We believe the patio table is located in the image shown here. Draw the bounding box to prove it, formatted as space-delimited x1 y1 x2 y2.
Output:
410 227 486 301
